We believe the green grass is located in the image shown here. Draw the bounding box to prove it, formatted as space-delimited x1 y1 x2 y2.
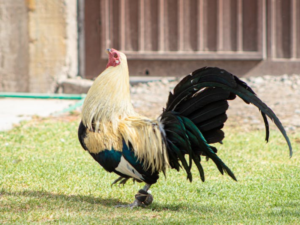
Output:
1 118 300 224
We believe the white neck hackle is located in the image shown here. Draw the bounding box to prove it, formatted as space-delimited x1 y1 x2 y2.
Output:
81 52 136 132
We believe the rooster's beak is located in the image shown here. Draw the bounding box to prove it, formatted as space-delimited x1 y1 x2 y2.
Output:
107 48 112 53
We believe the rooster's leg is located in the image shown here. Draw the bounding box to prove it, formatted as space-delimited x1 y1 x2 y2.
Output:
115 183 153 208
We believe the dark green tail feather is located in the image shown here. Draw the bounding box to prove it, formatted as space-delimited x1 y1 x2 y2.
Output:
161 111 236 182
166 67 292 157
181 116 237 181
261 111 270 142
160 67 292 184
168 141 192 181
177 116 206 182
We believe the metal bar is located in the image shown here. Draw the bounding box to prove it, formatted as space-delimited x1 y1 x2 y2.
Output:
120 0 126 51
100 0 109 58
178 0 184 51
77 0 85 77
139 0 145 51
237 0 243 52
158 0 165 52
197 0 204 51
260 0 266 59
217 0 223 51
291 0 297 59
270 0 276 58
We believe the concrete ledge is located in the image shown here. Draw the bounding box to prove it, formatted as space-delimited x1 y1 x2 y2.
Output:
59 76 177 94
59 78 93 94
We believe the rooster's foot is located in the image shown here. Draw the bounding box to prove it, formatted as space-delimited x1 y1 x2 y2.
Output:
115 188 153 208
134 189 153 206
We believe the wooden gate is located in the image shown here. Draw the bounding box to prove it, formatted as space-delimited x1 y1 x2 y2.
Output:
82 0 300 78
101 0 265 60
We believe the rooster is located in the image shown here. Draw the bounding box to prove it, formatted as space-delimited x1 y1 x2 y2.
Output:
78 48 292 208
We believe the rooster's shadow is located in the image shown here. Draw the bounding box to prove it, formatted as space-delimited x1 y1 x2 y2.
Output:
2 189 120 208
1 189 185 211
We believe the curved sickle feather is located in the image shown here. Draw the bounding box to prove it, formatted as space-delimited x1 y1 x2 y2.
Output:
173 82 292 157
166 68 292 157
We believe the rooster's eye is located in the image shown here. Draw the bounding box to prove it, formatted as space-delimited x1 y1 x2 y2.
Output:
113 53 118 58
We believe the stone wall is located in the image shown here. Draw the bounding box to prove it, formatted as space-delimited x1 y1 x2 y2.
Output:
0 0 77 93
0 0 29 92
28 0 78 93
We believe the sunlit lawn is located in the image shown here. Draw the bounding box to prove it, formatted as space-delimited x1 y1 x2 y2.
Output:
1 117 300 224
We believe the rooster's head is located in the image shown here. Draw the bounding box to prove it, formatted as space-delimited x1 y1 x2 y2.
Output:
106 48 124 68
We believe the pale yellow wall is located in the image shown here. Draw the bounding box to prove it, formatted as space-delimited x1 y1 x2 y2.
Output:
28 0 67 93
0 0 78 93
0 0 29 92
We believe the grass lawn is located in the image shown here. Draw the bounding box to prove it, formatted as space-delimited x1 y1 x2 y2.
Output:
1 117 300 224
